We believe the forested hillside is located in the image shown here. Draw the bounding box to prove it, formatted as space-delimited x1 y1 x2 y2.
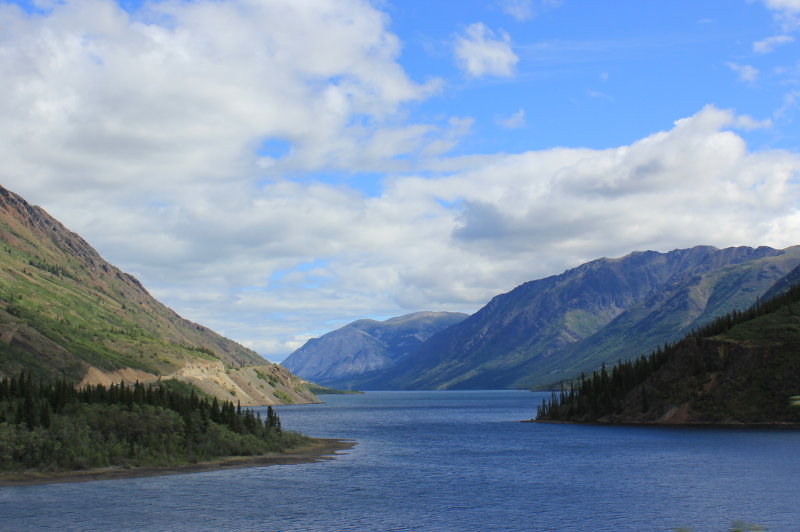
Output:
0 373 305 472
536 276 800 425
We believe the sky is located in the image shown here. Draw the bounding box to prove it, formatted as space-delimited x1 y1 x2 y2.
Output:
1 0 800 361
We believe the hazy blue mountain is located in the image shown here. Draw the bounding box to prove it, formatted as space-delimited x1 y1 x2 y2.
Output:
355 245 800 390
281 311 467 388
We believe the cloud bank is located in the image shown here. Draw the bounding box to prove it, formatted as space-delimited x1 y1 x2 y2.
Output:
1 0 799 358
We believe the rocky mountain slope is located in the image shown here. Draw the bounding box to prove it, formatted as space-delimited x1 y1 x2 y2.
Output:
354 245 800 390
281 311 467 388
0 185 316 406
536 273 800 425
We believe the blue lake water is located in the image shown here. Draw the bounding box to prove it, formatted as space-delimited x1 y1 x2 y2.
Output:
1 390 799 531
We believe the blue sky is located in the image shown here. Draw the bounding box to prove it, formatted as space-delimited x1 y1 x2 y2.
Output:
1 0 799 360
392 1 788 151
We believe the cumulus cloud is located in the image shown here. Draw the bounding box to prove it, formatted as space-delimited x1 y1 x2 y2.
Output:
444 105 799 258
148 105 800 357
727 62 759 82
1 1 799 359
0 0 441 200
753 34 795 53
454 23 518 78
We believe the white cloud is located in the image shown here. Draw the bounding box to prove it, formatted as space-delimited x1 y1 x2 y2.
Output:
753 34 795 53
442 105 799 260
1 2 799 359
763 0 800 29
733 114 774 129
727 62 759 82
496 108 526 128
39 105 800 358
454 23 519 78
0 0 442 197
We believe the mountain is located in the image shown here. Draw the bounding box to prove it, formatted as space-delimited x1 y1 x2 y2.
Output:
536 278 800 425
762 263 800 301
355 245 800 390
0 185 316 406
281 311 467 388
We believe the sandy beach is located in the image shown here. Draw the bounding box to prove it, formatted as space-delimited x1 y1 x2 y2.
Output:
0 438 355 487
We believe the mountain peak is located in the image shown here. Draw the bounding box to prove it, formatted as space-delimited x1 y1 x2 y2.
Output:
282 310 467 387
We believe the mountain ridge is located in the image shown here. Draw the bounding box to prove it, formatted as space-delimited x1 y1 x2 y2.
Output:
349 245 800 390
281 310 467 388
0 185 316 406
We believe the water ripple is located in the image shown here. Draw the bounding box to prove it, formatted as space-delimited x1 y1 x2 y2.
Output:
2 391 799 531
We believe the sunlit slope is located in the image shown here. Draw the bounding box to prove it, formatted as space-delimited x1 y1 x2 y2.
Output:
0 185 315 405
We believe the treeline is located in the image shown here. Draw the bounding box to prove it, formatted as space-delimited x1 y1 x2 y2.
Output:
0 374 303 472
537 282 800 422
536 350 672 421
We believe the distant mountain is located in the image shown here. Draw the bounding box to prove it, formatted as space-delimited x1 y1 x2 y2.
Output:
0 185 316 406
536 279 800 425
355 245 800 390
281 311 467 388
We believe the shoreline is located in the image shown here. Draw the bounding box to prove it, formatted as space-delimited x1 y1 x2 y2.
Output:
526 419 800 429
0 438 355 487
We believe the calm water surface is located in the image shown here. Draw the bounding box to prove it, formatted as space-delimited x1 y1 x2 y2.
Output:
1 390 798 531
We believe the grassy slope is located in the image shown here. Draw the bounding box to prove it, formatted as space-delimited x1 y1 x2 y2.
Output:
0 188 261 381
0 186 317 405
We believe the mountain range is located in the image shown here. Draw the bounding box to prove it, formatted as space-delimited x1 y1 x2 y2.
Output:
5 182 798 402
0 185 315 405
296 245 800 391
281 311 467 388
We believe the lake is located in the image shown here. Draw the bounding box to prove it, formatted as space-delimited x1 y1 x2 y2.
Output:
1 390 798 531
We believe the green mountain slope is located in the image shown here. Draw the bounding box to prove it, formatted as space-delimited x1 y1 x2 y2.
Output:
281 311 467 388
355 245 800 390
536 278 800 425
0 185 315 406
